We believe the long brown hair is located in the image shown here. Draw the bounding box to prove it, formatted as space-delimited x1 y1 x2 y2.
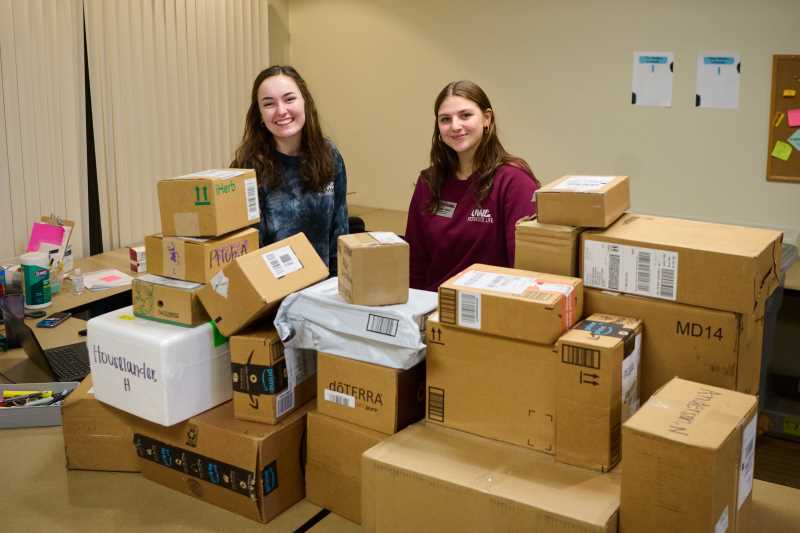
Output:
232 65 333 192
423 80 538 212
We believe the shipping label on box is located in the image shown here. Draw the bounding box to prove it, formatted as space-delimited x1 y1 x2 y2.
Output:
132 274 209 327
536 175 629 228
145 227 258 284
157 168 260 237
555 313 642 472
87 306 232 426
514 217 582 277
426 314 557 453
133 401 309 523
338 232 409 306
622 378 757 533
318 351 425 434
581 213 783 315
438 263 583 345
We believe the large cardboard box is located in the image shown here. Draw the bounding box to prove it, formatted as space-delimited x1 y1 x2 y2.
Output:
581 213 783 315
306 410 386 524
318 352 425 434
61 375 140 472
132 274 209 327
584 288 765 398
438 263 583 345
198 233 329 337
536 175 629 228
362 423 621 533
230 326 316 425
426 313 557 453
145 227 258 284
133 401 309 523
157 168 260 237
87 306 231 426
555 314 642 472
622 378 757 533
338 232 409 306
515 216 582 277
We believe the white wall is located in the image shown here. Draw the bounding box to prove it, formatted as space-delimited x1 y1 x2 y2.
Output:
289 0 800 238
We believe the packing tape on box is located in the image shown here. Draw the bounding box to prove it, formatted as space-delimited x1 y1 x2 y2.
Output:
162 237 187 280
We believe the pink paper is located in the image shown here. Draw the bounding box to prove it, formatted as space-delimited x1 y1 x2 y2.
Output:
26 222 65 253
100 275 122 282
788 108 800 127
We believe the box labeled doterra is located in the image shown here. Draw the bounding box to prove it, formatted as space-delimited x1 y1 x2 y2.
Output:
145 227 258 284
438 264 583 345
555 313 642 472
536 175 629 228
132 274 209 327
157 168 260 237
338 232 409 306
515 217 582 277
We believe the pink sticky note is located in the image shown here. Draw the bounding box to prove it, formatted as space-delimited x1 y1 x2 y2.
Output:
100 275 122 282
26 222 65 253
788 108 800 127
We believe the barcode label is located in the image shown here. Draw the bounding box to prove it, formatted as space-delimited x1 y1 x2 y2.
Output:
244 178 259 220
428 387 445 422
584 241 678 301
737 416 757 509
366 314 400 337
324 388 356 408
262 246 303 278
562 345 601 369
457 291 481 329
276 388 295 418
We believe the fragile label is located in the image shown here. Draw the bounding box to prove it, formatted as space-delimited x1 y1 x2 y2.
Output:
621 334 642 422
454 270 537 295
244 178 259 220
262 246 303 278
138 274 202 291
324 388 356 408
737 416 757 509
583 241 678 301
368 231 405 245
552 176 614 192
457 291 481 329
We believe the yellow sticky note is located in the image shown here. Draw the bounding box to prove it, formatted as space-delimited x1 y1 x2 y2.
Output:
774 112 785 127
771 140 792 161
783 89 797 97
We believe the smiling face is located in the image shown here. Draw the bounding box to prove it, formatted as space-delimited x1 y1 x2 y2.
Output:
436 95 492 160
257 74 306 153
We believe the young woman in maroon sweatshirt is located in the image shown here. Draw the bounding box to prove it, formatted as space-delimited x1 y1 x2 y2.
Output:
404 80 540 292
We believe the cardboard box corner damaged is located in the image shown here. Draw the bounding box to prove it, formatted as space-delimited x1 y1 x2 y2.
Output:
198 232 329 337
157 168 260 237
132 274 209 327
337 232 409 306
438 263 583 344
134 401 310 523
536 175 629 228
622 377 758 533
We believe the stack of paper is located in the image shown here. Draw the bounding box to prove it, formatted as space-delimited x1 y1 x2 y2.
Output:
83 269 133 291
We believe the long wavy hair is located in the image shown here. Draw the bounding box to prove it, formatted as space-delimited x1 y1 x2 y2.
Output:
232 65 333 192
423 80 538 213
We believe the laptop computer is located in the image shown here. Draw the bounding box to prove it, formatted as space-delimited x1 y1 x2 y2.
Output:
3 311 90 382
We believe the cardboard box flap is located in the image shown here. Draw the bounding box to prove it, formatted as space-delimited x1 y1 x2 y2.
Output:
540 175 628 195
516 217 581 239
624 378 757 449
230 326 284 366
364 423 620 529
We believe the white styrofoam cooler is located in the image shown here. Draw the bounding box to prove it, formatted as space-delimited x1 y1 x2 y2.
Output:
87 306 231 426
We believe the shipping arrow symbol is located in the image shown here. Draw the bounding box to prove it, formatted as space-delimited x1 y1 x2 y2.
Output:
580 372 600 386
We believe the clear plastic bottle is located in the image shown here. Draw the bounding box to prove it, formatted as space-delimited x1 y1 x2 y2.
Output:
72 268 84 295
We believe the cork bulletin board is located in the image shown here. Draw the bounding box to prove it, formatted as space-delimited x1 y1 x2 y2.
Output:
767 55 800 183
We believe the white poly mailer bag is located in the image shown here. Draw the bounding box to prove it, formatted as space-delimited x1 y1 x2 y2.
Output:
274 277 437 369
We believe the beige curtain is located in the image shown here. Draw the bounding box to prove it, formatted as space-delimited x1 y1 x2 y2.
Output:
84 0 270 250
0 0 88 260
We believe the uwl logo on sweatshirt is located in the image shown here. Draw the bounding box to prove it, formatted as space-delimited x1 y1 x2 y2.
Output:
467 207 494 224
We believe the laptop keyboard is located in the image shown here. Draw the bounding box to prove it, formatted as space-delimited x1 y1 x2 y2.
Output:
46 344 90 380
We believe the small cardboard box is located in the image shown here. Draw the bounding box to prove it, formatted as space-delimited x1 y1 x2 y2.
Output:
0 381 79 428
306 410 386 524
622 378 757 533
362 423 621 533
129 245 146 273
157 168 260 237
337 232 409 306
584 288 764 398
426 313 557 453
555 314 642 472
536 175 629 228
134 401 310 523
198 232 329 337
230 326 316 425
87 306 232 426
515 216 582 277
145 227 258 284
132 274 209 327
438 263 583 345
318 352 425 434
61 375 140 472
581 213 783 315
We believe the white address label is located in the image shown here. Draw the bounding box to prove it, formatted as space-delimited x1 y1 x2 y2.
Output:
454 270 537 295
737 415 757 509
621 334 642 422
553 175 614 192
369 231 405 245
583 241 678 301
263 245 303 278
244 177 259 220
457 291 481 329
324 388 356 408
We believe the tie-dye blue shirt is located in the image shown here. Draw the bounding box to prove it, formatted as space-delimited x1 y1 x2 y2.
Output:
256 144 348 275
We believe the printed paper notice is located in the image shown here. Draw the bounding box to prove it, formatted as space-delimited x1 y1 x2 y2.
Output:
696 52 740 109
738 416 757 509
583 241 678 301
631 52 674 107
263 246 303 278
553 176 614 192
